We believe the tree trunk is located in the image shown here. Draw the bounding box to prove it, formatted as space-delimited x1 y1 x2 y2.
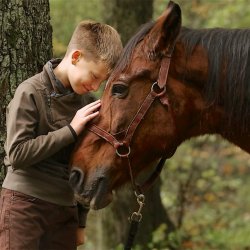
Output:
90 1 177 249
0 0 52 183
102 0 153 44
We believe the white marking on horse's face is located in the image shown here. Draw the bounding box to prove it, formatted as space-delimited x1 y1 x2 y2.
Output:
104 79 110 90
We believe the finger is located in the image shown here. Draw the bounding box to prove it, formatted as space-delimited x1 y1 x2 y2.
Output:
85 111 100 122
81 103 101 115
79 105 100 117
78 100 101 112
83 100 101 109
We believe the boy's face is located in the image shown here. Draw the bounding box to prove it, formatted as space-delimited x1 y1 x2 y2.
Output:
68 52 109 94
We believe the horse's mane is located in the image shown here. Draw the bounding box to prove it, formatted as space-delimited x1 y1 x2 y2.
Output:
110 21 250 134
179 27 250 134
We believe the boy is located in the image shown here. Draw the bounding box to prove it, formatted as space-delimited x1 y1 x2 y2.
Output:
0 21 122 250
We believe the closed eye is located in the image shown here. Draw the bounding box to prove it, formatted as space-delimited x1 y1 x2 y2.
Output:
111 83 129 98
91 72 98 80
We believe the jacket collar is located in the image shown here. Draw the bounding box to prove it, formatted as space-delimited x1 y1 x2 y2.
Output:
43 59 74 96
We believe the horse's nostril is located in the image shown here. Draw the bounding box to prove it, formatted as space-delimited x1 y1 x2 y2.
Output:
69 168 84 192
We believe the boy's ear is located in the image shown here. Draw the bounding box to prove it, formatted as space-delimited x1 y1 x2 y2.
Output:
72 50 81 65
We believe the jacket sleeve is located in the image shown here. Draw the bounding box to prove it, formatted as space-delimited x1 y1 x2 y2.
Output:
5 82 76 169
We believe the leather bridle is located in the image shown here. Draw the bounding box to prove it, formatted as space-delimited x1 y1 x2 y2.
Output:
87 50 174 250
87 49 174 195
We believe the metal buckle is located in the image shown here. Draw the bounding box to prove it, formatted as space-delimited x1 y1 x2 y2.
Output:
129 193 145 222
151 82 166 97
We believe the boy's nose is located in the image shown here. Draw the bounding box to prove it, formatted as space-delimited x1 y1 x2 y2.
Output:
92 81 102 91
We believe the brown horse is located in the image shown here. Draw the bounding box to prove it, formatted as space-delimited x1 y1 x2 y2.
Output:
70 1 250 210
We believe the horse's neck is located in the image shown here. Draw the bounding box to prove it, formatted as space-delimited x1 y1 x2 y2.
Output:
172 31 250 154
168 79 250 154
169 43 247 150
223 133 250 154
169 44 217 134
169 80 250 153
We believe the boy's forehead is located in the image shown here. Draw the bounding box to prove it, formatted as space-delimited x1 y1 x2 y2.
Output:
93 61 110 78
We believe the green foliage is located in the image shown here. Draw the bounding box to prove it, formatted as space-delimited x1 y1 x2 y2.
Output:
159 136 250 249
147 223 182 249
117 137 250 250
50 0 103 57
154 0 250 28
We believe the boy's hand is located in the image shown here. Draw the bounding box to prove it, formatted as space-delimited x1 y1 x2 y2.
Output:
70 100 101 135
76 227 85 246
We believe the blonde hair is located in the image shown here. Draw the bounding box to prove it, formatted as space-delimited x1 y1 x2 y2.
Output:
67 20 123 72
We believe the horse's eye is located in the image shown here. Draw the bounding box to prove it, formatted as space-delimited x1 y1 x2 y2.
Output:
111 84 128 98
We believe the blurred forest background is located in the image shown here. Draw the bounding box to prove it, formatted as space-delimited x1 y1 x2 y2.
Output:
1 0 250 249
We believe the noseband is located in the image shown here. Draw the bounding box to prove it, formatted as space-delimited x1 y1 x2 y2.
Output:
88 50 173 194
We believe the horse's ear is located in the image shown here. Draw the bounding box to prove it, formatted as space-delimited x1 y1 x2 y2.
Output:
146 1 181 56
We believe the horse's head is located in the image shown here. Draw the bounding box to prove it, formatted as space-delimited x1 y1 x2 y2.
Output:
70 1 182 209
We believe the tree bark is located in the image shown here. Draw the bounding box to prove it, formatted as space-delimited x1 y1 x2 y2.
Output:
0 0 52 183
102 0 153 44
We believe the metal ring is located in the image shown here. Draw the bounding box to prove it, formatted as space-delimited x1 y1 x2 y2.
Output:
116 145 131 158
151 82 166 97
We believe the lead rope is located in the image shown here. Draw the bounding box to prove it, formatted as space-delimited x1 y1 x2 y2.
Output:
124 156 168 249
124 156 145 250
124 192 145 250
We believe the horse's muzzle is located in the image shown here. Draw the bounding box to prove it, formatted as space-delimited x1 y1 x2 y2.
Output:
69 166 113 209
